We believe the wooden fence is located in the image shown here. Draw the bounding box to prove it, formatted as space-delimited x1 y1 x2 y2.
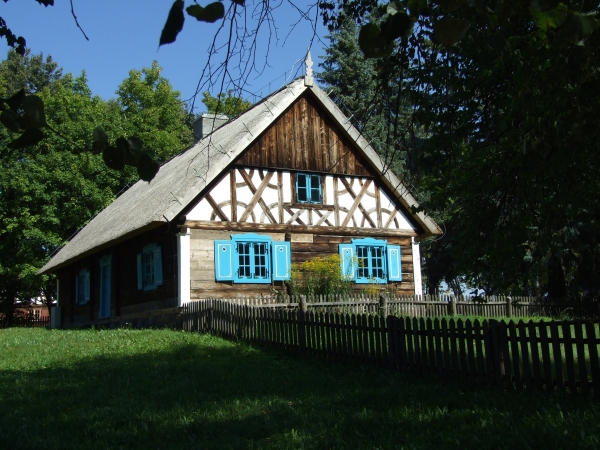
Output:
210 294 599 319
0 315 50 328
181 299 600 399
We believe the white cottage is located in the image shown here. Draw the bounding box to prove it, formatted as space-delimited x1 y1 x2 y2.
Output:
39 75 441 327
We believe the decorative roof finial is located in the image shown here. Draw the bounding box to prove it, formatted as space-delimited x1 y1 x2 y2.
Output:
305 49 314 87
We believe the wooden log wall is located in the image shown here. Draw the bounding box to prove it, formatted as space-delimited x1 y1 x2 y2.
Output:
181 299 600 400
56 226 178 327
189 229 415 299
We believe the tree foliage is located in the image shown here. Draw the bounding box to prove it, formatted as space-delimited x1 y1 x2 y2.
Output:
316 1 600 298
201 90 251 117
0 52 192 321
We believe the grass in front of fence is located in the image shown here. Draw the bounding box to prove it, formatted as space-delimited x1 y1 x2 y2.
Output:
1 328 599 450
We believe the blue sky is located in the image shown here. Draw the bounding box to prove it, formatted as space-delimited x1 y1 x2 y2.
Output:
1 1 328 112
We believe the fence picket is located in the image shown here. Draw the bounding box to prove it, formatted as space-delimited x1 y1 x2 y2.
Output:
352 313 360 363
518 320 533 394
343 313 351 362
320 312 328 361
465 320 476 383
562 321 576 395
403 317 412 371
397 317 407 371
457 319 468 383
433 318 443 377
441 319 451 379
528 320 543 393
450 319 459 382
333 313 341 363
483 320 495 387
426 318 435 375
419 318 429 373
489 320 503 390
585 321 600 399
501 321 513 389
539 321 553 393
574 320 589 397
413 317 422 373
326 313 334 363
550 321 564 394
508 321 522 391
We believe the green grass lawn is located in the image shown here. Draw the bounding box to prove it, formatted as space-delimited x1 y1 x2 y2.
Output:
1 327 599 450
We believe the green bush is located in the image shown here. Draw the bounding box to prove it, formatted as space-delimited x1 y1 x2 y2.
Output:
286 255 354 298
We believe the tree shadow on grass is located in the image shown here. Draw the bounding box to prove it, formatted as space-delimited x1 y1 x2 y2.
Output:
0 329 598 450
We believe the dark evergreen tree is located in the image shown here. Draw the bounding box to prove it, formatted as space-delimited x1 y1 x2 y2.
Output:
317 13 403 177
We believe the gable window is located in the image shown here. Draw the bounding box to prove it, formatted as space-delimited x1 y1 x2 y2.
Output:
215 234 291 283
75 269 90 305
296 173 322 204
137 243 163 291
99 255 111 318
339 238 402 284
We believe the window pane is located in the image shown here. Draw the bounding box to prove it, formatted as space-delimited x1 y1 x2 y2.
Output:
253 243 268 279
356 246 369 279
371 246 384 279
310 175 321 203
237 243 251 278
144 251 155 286
297 174 308 202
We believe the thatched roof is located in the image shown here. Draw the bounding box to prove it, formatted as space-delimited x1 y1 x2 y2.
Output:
39 78 441 274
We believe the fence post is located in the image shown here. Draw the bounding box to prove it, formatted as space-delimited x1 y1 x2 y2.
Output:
488 319 505 389
379 294 388 317
298 295 307 355
506 296 512 319
447 297 456 317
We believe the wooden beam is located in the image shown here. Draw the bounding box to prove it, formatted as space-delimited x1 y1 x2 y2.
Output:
384 208 398 229
375 184 382 229
340 179 371 227
277 171 284 224
355 202 376 228
314 210 333 227
230 169 237 222
339 177 376 228
238 169 277 223
184 220 419 237
285 206 306 225
205 194 229 222
333 177 339 227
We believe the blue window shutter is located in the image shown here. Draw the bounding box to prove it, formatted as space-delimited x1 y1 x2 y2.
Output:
272 241 291 281
154 246 163 286
136 253 143 290
387 245 402 281
339 244 355 280
84 270 91 303
215 240 235 281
